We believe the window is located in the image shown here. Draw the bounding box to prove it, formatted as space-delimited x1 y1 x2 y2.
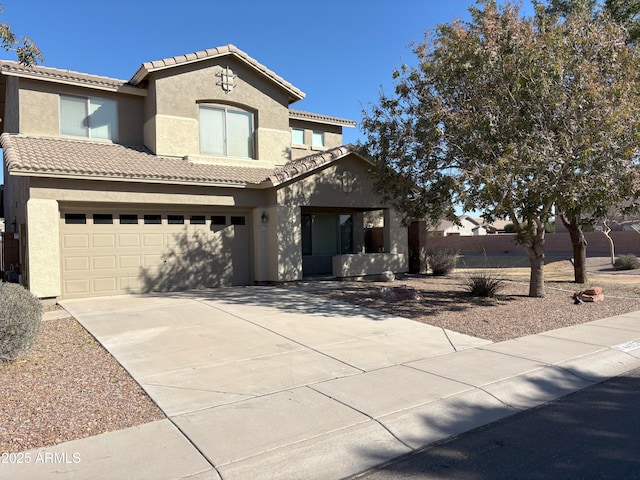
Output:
291 128 304 145
60 95 118 141
199 105 254 158
190 215 206 225
93 214 113 225
230 216 246 226
64 213 86 225
211 215 227 225
144 215 162 225
312 131 325 148
167 215 184 225
119 214 138 225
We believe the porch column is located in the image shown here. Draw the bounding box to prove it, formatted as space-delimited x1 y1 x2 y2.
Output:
276 205 303 282
383 208 408 256
353 211 365 253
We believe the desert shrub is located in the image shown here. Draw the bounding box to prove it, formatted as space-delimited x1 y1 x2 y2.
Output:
0 283 43 363
466 271 506 298
614 254 640 271
427 248 459 276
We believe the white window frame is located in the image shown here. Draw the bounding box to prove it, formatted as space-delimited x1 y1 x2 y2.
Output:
199 105 255 159
60 95 118 141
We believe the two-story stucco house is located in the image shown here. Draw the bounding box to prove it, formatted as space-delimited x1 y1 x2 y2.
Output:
0 45 408 299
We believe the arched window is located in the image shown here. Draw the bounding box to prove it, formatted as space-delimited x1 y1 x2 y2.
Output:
199 104 255 159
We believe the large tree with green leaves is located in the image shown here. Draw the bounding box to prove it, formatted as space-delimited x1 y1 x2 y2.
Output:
537 0 640 283
0 5 42 65
361 0 640 297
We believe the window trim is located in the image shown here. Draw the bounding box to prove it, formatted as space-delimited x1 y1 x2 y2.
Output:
291 128 305 145
312 130 325 148
59 94 119 142
199 104 255 159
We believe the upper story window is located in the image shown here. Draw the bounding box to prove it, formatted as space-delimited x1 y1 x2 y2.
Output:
199 105 255 159
312 131 325 148
60 95 118 141
291 128 304 145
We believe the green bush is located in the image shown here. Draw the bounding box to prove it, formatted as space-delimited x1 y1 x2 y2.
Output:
614 254 640 271
0 283 43 363
466 271 506 298
427 248 459 276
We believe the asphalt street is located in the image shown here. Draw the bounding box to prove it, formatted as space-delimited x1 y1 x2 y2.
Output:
351 367 640 480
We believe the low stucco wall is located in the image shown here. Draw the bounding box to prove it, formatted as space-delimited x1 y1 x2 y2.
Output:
332 253 408 278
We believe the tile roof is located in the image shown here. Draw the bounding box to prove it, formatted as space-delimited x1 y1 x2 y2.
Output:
267 145 365 185
0 61 141 94
1 135 366 188
129 44 305 102
1 134 274 186
289 110 356 127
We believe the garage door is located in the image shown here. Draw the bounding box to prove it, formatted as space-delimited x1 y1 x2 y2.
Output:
60 209 251 298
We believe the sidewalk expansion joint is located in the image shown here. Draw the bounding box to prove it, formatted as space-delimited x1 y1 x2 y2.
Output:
166 416 225 480
192 297 367 374
306 385 415 451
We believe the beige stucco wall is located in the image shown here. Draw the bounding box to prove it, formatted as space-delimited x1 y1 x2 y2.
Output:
147 58 293 164
276 156 384 208
13 78 145 145
289 119 345 162
26 198 60 298
28 177 269 207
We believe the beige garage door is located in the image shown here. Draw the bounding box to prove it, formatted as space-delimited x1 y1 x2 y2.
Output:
60 209 251 298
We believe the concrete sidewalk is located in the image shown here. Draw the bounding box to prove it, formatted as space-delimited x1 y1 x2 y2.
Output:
4 288 640 480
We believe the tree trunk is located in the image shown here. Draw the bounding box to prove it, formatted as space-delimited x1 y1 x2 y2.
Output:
561 216 588 284
523 225 546 297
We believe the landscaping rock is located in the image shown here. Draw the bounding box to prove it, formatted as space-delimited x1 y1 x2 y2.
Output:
379 271 395 282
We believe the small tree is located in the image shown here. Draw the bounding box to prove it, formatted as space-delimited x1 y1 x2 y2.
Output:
0 6 43 66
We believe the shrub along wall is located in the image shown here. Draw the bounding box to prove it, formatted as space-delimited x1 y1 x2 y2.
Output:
426 231 640 257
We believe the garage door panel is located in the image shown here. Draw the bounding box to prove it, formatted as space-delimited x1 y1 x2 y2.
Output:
64 234 89 248
92 234 116 248
64 256 90 272
61 209 252 298
93 277 117 293
64 279 91 295
93 256 116 270
119 255 142 269
120 276 141 291
143 234 164 247
119 234 141 247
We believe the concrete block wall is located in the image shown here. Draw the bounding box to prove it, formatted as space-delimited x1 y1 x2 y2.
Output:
426 231 640 257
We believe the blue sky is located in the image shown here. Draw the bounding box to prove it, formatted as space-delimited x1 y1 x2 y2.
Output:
0 0 537 143
0 0 534 185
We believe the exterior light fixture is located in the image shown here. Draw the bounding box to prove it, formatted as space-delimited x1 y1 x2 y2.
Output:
261 212 268 223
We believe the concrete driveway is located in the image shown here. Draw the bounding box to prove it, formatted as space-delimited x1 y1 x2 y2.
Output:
59 286 492 479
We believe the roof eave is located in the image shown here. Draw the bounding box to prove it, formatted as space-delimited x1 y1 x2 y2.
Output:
1 69 146 96
7 169 263 189
130 46 305 103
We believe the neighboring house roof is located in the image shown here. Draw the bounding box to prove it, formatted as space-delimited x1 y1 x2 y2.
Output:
1 134 364 188
289 110 356 127
129 44 305 103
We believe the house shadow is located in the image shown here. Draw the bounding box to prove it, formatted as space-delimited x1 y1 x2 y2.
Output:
137 226 243 294
350 366 640 479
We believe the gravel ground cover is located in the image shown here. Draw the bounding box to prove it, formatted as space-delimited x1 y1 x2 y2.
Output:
0 313 164 454
310 274 640 343
2 258 639 454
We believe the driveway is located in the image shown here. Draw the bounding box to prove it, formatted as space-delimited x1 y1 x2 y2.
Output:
60 286 492 479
